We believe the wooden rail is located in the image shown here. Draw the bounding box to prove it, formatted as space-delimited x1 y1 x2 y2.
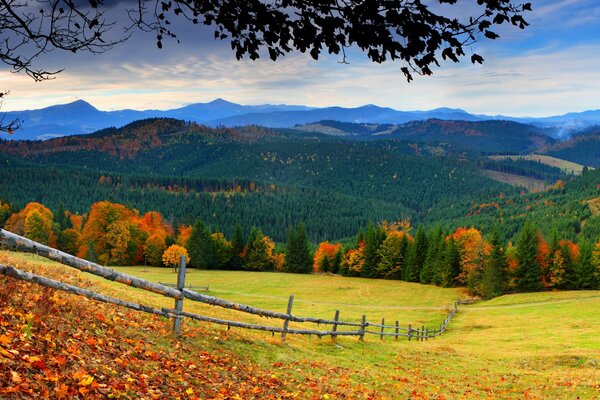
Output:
0 229 477 341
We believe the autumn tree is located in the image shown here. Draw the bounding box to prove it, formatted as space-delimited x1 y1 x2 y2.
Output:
5 202 55 246
515 222 542 292
176 224 193 248
144 234 167 266
79 201 144 265
452 227 488 294
313 241 342 273
376 231 411 280
162 244 189 270
340 242 366 277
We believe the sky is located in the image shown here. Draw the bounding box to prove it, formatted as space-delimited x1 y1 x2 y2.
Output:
2 0 600 117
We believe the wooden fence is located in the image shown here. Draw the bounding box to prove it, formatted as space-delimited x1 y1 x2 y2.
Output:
0 229 476 341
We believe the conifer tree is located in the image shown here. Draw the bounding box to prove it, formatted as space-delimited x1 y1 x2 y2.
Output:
320 255 331 273
230 224 245 269
439 238 460 287
420 227 442 284
283 223 312 273
404 226 427 282
515 222 542 292
481 230 507 299
187 219 215 269
575 241 597 289
331 248 343 274
361 224 386 278
244 228 274 272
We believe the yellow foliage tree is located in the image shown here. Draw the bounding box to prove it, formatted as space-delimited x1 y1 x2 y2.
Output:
162 245 189 269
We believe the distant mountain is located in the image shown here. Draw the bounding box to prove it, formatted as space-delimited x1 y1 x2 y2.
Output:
4 99 313 140
209 105 484 128
4 98 600 141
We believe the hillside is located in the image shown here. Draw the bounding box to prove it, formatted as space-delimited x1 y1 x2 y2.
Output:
425 168 600 241
0 119 516 241
293 119 554 153
542 127 600 167
1 251 599 399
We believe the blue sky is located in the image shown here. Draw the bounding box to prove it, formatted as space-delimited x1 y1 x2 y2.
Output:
2 0 600 116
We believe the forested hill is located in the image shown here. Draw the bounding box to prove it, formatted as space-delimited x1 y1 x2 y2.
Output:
542 127 600 167
293 119 555 153
0 118 517 242
1 117 598 243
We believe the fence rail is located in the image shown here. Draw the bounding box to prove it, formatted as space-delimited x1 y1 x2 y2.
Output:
0 229 477 341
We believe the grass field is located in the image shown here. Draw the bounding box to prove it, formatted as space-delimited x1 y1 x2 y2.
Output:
2 250 599 399
489 154 588 174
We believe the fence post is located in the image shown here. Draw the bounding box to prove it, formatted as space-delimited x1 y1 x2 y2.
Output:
408 324 412 341
395 321 399 341
421 325 425 342
332 310 340 340
281 295 294 342
425 328 429 341
359 315 366 341
173 255 186 335
380 318 385 341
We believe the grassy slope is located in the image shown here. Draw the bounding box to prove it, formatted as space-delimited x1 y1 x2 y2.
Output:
489 154 587 175
482 170 549 192
1 251 599 399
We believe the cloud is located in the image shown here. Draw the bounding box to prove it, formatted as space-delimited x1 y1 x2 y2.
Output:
1 1 600 116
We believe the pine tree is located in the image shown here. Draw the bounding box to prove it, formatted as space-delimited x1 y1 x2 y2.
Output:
481 231 507 299
361 224 386 278
320 255 330 273
244 228 274 271
55 203 71 231
187 219 215 269
439 238 460 287
283 224 312 273
420 227 442 284
575 241 597 289
331 248 343 274
515 222 542 292
404 226 427 282
230 224 245 269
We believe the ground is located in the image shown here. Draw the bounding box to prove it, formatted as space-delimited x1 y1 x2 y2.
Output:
1 250 599 399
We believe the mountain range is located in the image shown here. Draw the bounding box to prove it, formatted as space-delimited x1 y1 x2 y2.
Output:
4 98 600 141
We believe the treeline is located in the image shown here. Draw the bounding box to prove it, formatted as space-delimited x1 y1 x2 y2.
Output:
2 200 599 299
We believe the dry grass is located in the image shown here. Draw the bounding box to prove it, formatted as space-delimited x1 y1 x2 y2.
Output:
489 154 588 174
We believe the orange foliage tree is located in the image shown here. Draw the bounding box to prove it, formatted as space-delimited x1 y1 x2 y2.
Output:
452 227 489 294
313 241 342 273
340 242 366 276
5 202 56 246
78 201 145 265
176 224 193 248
